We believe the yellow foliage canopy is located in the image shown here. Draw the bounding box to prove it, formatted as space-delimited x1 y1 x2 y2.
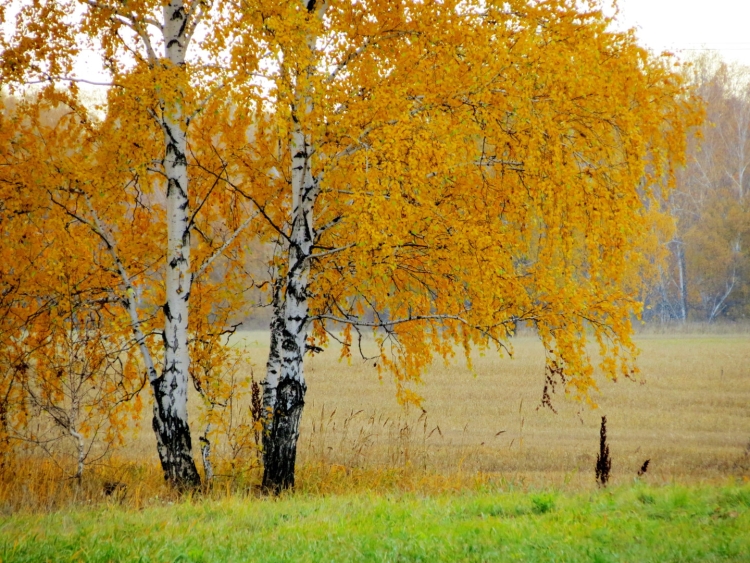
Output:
0 0 701 431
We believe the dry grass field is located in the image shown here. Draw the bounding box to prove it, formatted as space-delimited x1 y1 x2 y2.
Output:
294 331 750 488
1 330 748 511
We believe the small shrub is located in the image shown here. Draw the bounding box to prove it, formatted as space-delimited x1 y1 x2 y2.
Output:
637 492 655 505
530 492 556 514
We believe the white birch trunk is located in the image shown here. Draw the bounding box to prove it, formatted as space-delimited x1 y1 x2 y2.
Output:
261 8 323 488
70 393 85 481
149 0 201 488
261 121 318 492
676 242 688 323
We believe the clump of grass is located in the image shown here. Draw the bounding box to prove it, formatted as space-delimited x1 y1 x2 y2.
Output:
638 459 651 477
0 456 180 514
530 492 556 514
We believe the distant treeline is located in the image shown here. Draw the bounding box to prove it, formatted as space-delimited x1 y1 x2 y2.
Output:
643 55 750 323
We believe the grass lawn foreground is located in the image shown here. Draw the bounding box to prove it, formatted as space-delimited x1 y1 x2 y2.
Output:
0 484 748 562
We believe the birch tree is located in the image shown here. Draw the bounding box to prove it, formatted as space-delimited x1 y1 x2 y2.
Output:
1 1 258 488
203 0 698 491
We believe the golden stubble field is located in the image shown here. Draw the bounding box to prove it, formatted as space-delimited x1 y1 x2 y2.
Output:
224 330 750 488
2 330 749 511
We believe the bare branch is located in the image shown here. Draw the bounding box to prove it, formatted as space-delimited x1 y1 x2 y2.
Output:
193 210 260 282
327 37 371 83
24 76 120 88
306 242 356 262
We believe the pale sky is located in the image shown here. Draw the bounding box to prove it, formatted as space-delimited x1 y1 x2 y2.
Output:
7 0 750 93
613 0 750 67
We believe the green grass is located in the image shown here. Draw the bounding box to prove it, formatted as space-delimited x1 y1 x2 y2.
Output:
1 484 748 562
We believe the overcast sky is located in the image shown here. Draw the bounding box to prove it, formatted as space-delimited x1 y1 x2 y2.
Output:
7 0 750 88
613 0 750 67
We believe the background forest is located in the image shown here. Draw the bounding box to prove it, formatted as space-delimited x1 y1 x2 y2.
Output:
646 55 750 323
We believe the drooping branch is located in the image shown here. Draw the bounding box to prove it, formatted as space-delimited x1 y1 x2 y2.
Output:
314 313 516 351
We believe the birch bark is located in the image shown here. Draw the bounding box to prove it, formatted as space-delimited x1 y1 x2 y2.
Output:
150 0 201 488
261 2 323 492
676 242 688 323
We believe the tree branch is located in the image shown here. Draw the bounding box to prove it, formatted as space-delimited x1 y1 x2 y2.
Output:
306 243 356 262
193 210 260 282
47 189 159 384
327 37 371 83
193 161 291 244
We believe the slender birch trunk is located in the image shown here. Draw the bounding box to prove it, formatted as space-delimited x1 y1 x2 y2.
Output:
261 128 318 492
261 11 322 487
676 242 688 323
150 0 201 488
70 394 85 481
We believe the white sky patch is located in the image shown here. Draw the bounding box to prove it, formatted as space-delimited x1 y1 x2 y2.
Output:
5 0 750 105
611 0 750 67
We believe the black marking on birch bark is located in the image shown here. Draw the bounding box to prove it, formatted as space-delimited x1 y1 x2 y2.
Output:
306 0 316 12
167 39 183 50
163 302 173 321
169 254 188 268
287 283 307 302
170 5 186 20
281 338 298 352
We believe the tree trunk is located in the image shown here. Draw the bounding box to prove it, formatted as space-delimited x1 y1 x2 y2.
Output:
261 98 318 494
150 0 200 489
676 242 688 323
